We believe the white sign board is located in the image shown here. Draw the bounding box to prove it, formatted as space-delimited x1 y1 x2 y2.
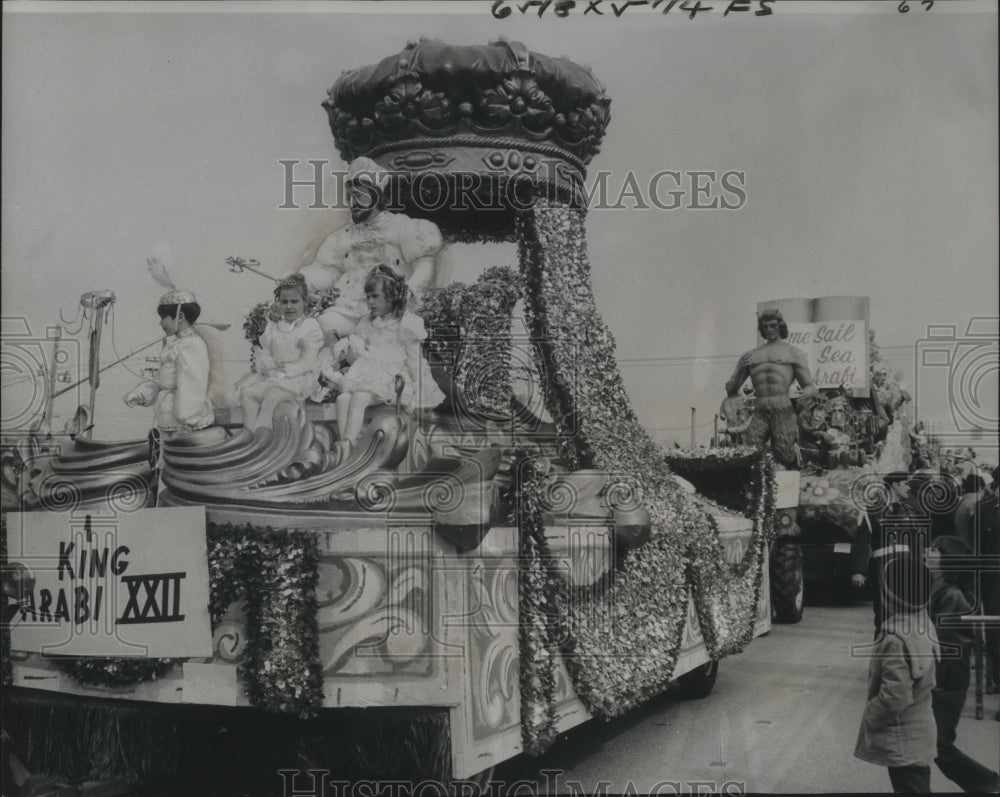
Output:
7 506 212 658
758 296 871 397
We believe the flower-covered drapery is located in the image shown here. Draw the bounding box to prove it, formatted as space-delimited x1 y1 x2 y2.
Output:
514 196 776 739
512 453 562 756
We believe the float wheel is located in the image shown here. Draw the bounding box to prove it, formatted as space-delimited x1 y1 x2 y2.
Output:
771 540 804 623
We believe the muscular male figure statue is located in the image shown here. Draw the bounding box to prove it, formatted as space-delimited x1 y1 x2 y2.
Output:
721 309 816 468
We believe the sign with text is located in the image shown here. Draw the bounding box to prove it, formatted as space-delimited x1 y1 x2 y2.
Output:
758 296 870 397
7 506 212 658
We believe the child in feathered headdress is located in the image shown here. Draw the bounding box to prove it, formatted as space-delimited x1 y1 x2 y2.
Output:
124 288 214 436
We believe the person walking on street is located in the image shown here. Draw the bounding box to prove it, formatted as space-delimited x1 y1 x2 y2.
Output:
926 535 1000 793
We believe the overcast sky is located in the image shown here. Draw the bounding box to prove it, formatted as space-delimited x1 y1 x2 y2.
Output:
2 1 997 456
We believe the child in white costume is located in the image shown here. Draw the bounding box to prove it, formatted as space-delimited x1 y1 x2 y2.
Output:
321 264 444 452
124 290 214 436
237 274 324 430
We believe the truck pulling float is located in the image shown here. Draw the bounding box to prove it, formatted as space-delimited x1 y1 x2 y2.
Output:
1 40 776 793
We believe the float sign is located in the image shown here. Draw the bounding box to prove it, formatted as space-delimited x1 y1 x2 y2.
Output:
758 296 870 397
7 505 212 657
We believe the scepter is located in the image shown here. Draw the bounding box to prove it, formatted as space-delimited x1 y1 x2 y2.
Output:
226 256 280 283
50 321 231 400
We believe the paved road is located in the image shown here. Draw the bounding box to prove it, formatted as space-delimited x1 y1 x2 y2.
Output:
493 602 999 794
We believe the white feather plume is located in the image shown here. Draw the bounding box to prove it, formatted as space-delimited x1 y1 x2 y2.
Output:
146 242 176 290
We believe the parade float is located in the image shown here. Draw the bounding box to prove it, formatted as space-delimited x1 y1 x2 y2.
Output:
1 40 774 792
674 298 920 623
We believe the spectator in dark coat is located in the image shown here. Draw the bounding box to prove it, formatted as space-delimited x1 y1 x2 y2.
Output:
975 469 999 695
953 473 985 550
852 472 928 637
909 470 960 542
926 535 1000 792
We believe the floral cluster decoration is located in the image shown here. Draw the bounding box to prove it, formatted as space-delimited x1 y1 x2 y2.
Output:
53 653 178 689
206 523 324 717
421 266 521 418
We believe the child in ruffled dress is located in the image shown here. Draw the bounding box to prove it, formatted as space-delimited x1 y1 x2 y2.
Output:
320 264 443 454
237 274 323 431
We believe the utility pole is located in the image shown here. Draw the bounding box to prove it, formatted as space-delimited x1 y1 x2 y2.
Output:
690 407 696 449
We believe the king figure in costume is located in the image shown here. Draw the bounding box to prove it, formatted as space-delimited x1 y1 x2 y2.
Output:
299 157 444 344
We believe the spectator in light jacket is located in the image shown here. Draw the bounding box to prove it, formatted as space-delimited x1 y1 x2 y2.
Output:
854 553 938 793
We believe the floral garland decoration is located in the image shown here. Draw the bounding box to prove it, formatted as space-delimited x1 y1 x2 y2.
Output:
553 475 695 719
206 523 324 718
512 450 561 755
680 448 776 656
513 195 774 726
54 654 178 688
421 266 522 418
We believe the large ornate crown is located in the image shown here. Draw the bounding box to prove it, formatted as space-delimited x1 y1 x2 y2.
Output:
323 39 611 228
